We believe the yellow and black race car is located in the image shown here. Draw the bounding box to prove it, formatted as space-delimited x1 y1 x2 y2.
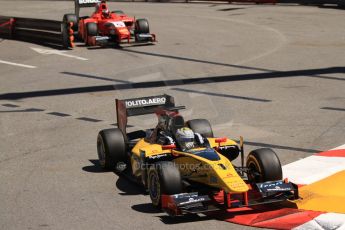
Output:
97 94 298 216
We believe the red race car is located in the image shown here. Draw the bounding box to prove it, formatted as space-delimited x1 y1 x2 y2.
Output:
62 0 156 48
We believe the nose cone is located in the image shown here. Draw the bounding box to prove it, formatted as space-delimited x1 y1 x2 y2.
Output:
222 176 249 193
212 156 249 193
117 27 130 39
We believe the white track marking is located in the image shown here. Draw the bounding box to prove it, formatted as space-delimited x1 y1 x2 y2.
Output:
31 47 88 61
197 15 287 66
332 144 345 150
0 60 37 69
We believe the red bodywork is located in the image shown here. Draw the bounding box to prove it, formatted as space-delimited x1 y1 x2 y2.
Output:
77 2 146 45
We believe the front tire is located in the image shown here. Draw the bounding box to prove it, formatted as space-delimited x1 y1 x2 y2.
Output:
246 148 282 183
135 18 150 34
148 161 182 207
97 128 127 170
85 22 98 45
86 22 98 37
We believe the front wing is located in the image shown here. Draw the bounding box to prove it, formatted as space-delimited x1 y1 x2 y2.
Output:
161 180 299 216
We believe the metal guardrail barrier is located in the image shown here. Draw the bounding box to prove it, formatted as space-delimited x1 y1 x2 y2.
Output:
110 0 342 4
0 16 74 49
15 17 61 32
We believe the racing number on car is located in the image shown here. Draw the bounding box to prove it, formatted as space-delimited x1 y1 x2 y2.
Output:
112 21 126 28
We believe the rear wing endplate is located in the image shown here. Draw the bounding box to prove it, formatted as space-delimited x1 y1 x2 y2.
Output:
74 0 101 18
116 94 183 136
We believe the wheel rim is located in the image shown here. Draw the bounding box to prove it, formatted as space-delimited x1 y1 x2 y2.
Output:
149 171 160 206
248 161 263 182
97 135 106 167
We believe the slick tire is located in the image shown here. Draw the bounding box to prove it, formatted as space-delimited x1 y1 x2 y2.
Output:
62 14 78 49
148 161 182 208
85 22 98 46
246 148 282 183
187 119 214 138
135 18 150 34
97 128 127 170
86 22 98 37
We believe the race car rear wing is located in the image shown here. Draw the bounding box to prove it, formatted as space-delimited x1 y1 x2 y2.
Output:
116 94 185 136
74 0 101 18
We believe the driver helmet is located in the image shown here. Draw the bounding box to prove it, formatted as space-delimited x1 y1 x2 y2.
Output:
175 127 195 150
102 9 110 18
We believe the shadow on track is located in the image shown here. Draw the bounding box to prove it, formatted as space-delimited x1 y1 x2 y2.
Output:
119 48 271 72
131 203 163 214
171 87 271 102
115 176 146 196
82 159 146 195
0 108 45 113
158 214 216 225
82 159 106 173
1 66 344 100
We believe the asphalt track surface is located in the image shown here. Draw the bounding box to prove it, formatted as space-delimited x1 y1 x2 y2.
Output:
0 1 344 229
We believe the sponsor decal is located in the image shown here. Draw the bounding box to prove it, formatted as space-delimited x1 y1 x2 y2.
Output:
125 97 166 108
173 193 198 199
78 0 100 4
259 181 283 189
266 187 292 192
179 197 206 205
230 182 246 189
223 173 235 179
258 181 292 192
148 153 168 160
111 21 126 28
219 146 235 150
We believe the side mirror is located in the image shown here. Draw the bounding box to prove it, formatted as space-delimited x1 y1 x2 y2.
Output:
215 137 227 144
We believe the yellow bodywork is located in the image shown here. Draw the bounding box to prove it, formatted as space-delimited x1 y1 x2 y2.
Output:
131 138 249 193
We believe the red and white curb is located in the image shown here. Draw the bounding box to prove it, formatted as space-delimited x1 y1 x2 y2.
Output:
283 149 345 185
211 144 345 229
283 145 345 230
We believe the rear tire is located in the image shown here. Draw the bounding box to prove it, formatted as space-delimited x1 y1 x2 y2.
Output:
246 148 282 183
148 161 182 207
187 119 214 138
62 14 78 49
97 128 127 170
